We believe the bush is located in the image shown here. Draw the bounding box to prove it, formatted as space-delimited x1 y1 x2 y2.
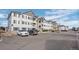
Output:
42 30 48 32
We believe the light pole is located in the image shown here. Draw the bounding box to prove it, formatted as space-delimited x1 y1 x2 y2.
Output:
76 29 79 49
74 30 79 49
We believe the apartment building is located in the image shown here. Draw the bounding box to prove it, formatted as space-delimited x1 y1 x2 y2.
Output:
36 17 44 32
37 17 55 32
51 21 59 32
8 11 37 32
42 20 52 31
59 25 69 31
8 10 59 32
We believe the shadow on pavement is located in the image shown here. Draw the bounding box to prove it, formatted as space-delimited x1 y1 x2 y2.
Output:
45 40 79 50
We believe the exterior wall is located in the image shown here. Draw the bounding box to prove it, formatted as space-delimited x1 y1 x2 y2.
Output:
36 17 43 32
42 22 52 30
59 25 68 31
51 22 59 32
8 12 34 32
37 17 54 32
32 17 38 29
8 11 59 33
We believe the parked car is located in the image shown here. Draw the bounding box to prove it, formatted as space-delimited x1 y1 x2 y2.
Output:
72 27 78 31
17 30 29 37
28 28 38 35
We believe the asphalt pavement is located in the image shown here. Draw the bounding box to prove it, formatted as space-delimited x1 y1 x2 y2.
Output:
0 31 79 50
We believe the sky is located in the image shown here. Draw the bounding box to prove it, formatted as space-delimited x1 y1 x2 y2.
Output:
0 9 79 28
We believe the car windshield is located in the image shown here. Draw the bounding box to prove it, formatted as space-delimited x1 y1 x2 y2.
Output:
19 30 27 32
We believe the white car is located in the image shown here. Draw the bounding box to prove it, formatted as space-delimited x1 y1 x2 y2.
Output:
17 30 29 36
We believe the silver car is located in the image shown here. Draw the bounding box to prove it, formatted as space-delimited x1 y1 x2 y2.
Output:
17 30 29 37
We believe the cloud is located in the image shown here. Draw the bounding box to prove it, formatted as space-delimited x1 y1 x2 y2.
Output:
45 9 78 16
0 20 8 27
0 13 8 27
44 9 79 28
59 20 79 28
0 13 8 18
44 9 78 20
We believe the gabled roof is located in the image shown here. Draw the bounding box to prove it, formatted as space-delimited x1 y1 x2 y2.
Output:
23 10 35 16
7 11 21 19
38 16 45 21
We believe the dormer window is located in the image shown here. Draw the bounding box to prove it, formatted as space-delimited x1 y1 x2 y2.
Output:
28 16 32 20
14 12 16 16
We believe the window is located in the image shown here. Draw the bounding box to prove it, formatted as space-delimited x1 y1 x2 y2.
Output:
39 21 41 23
28 16 31 19
18 21 20 24
28 22 29 25
22 15 24 18
39 25 41 28
14 13 16 16
33 23 36 26
22 21 24 24
13 27 19 31
13 20 16 24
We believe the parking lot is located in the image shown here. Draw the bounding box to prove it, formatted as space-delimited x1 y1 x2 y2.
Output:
0 31 79 50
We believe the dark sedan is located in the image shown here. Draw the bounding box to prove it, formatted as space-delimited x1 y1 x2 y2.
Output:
28 28 39 35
